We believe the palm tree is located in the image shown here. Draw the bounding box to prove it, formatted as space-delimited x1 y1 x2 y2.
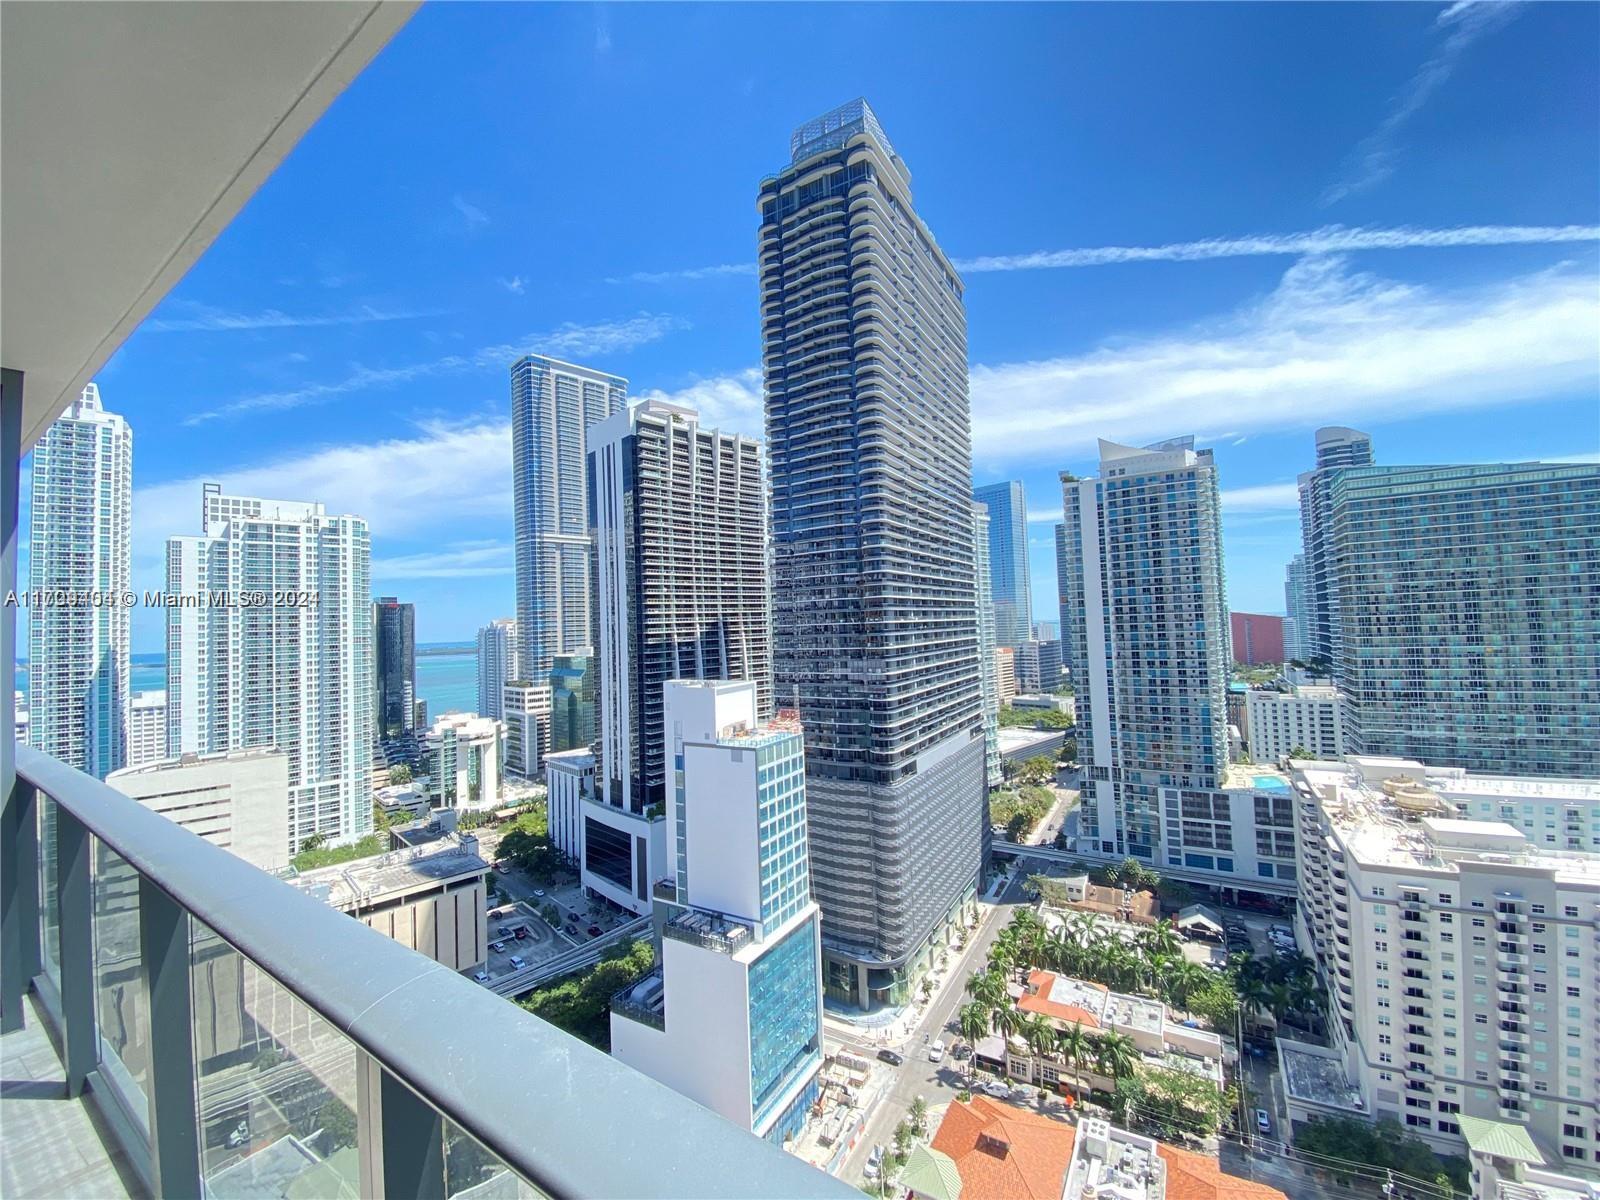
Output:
1056 1021 1092 1101
1236 973 1272 1029
959 1002 990 1080
1164 960 1211 1013
1141 919 1181 962
992 1001 1024 1046
967 968 1006 1010
1092 1029 1140 1082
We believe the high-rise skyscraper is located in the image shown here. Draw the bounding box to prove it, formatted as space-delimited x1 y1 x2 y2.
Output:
167 485 373 851
127 690 168 768
973 480 1033 646
510 355 626 684
1316 458 1599 777
587 398 771 914
476 617 517 719
972 502 1001 789
1033 619 1060 643
1297 426 1374 666
1059 439 1229 861
610 680 824 1146
1283 553 1309 662
26 383 132 779
760 99 985 1008
373 596 415 738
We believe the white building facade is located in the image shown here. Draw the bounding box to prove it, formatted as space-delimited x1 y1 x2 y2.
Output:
972 501 1001 790
475 617 517 720
127 689 168 768
26 383 132 779
108 748 290 872
502 680 549 779
1246 683 1345 762
419 712 503 811
1293 757 1600 1170
544 747 594 863
609 681 824 1145
166 485 372 850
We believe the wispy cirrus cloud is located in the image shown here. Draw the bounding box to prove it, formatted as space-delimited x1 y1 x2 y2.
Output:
1321 1 1523 206
954 223 1597 274
186 313 684 424
607 262 757 285
452 194 490 230
1219 483 1302 512
144 301 438 333
498 275 526 295
968 255 1599 465
373 539 515 579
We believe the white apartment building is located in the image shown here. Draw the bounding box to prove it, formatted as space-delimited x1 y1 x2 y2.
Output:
1246 682 1344 762
419 712 502 811
108 748 290 872
996 646 1017 706
610 681 824 1145
544 747 593 863
127 689 168 768
1432 770 1600 855
476 618 517 720
166 485 373 850
1293 757 1600 1170
502 680 549 779
27 383 132 779
972 501 1001 789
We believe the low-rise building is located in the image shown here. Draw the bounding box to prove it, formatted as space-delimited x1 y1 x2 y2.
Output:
288 832 489 971
928 1100 1286 1200
1292 756 1600 1171
1246 681 1344 762
997 726 1065 767
1461 1115 1600 1200
374 780 430 824
418 712 502 811
107 748 290 872
998 969 1225 1093
1011 693 1074 719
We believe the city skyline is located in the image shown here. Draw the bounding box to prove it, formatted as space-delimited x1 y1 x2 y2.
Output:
24 3 1594 650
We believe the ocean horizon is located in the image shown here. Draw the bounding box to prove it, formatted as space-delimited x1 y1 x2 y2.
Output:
15 642 481 720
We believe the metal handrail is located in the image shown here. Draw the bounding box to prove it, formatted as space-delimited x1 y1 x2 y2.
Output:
15 746 852 1199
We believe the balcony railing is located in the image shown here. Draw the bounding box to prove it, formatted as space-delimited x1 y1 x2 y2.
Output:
1 746 850 1199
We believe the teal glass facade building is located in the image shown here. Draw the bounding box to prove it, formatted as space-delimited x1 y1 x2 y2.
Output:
973 480 1033 647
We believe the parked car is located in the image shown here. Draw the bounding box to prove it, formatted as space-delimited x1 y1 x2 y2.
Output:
532 888 546 898
1010 1084 1035 1101
498 925 512 937
865 1145 885 1179
490 941 506 953
587 925 601 937
877 1049 904 1066
928 1039 946 1063
473 970 489 983
509 955 526 969
983 1081 1011 1098
564 924 578 935
1255 1109 1272 1135
952 1043 972 1060
514 927 528 940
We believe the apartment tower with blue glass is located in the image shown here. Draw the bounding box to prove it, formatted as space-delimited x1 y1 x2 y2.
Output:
610 679 824 1146
1314 455 1600 777
1296 425 1374 667
509 355 626 684
973 480 1033 647
26 383 132 779
760 100 985 1008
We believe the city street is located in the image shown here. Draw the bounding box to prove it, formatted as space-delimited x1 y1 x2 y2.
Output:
833 863 1039 1184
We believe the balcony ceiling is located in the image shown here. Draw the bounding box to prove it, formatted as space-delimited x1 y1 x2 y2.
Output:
1 1 417 450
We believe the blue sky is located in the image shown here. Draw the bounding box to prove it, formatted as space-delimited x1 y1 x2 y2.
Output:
49 1 1600 650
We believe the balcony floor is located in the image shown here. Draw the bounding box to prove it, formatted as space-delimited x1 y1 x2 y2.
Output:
0 994 147 1199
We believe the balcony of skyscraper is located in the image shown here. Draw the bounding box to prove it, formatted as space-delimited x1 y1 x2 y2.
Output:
0 7 852 1198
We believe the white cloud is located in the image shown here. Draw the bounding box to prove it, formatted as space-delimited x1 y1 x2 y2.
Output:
135 419 512 568
373 540 515 579
1025 508 1063 525
1321 1 1522 205
968 256 1599 465
187 313 683 424
144 301 435 333
636 368 766 438
498 275 526 295
452 194 490 230
1219 483 1302 511
609 262 757 285
954 223 1597 274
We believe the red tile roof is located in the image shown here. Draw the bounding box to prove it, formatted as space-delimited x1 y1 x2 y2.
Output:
1015 970 1106 1029
929 1097 1076 1200
1158 1142 1288 1200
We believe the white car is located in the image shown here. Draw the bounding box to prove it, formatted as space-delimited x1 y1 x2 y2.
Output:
1255 1109 1272 1135
473 970 489 983
509 955 526 969
928 1039 946 1063
983 1081 1011 1098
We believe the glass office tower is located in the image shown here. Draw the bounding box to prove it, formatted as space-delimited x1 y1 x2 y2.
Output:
973 480 1033 646
510 355 625 683
373 596 415 738
759 99 985 1008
